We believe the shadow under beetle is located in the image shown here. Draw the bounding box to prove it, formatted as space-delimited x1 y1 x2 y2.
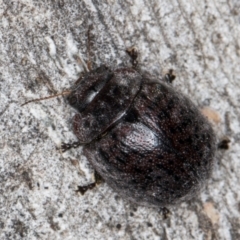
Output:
59 48 216 208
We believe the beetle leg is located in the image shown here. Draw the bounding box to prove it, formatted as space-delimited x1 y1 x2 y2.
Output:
126 46 138 68
217 137 230 150
160 207 171 219
61 141 81 152
163 69 176 84
76 172 103 195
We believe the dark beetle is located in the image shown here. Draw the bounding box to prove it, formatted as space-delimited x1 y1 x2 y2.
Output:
63 58 216 208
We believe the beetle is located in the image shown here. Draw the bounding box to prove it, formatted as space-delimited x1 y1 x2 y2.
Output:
59 48 217 208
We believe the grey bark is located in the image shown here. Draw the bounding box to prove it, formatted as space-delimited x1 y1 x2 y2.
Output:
0 0 240 239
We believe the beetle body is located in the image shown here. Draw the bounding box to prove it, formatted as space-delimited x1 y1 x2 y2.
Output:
67 65 216 207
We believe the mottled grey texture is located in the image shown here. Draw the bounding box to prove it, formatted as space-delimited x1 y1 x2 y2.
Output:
0 0 240 239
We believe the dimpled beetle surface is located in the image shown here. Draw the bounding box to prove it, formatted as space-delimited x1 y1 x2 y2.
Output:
65 58 216 208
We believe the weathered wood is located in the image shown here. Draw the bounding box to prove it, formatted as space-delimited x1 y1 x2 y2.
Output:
0 0 239 239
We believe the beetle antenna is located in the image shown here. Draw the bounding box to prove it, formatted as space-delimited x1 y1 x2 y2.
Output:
21 90 71 106
86 24 94 71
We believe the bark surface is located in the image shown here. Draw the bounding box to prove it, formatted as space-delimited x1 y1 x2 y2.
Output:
0 0 240 239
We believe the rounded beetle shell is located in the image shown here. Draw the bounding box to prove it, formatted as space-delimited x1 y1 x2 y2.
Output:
68 66 216 207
